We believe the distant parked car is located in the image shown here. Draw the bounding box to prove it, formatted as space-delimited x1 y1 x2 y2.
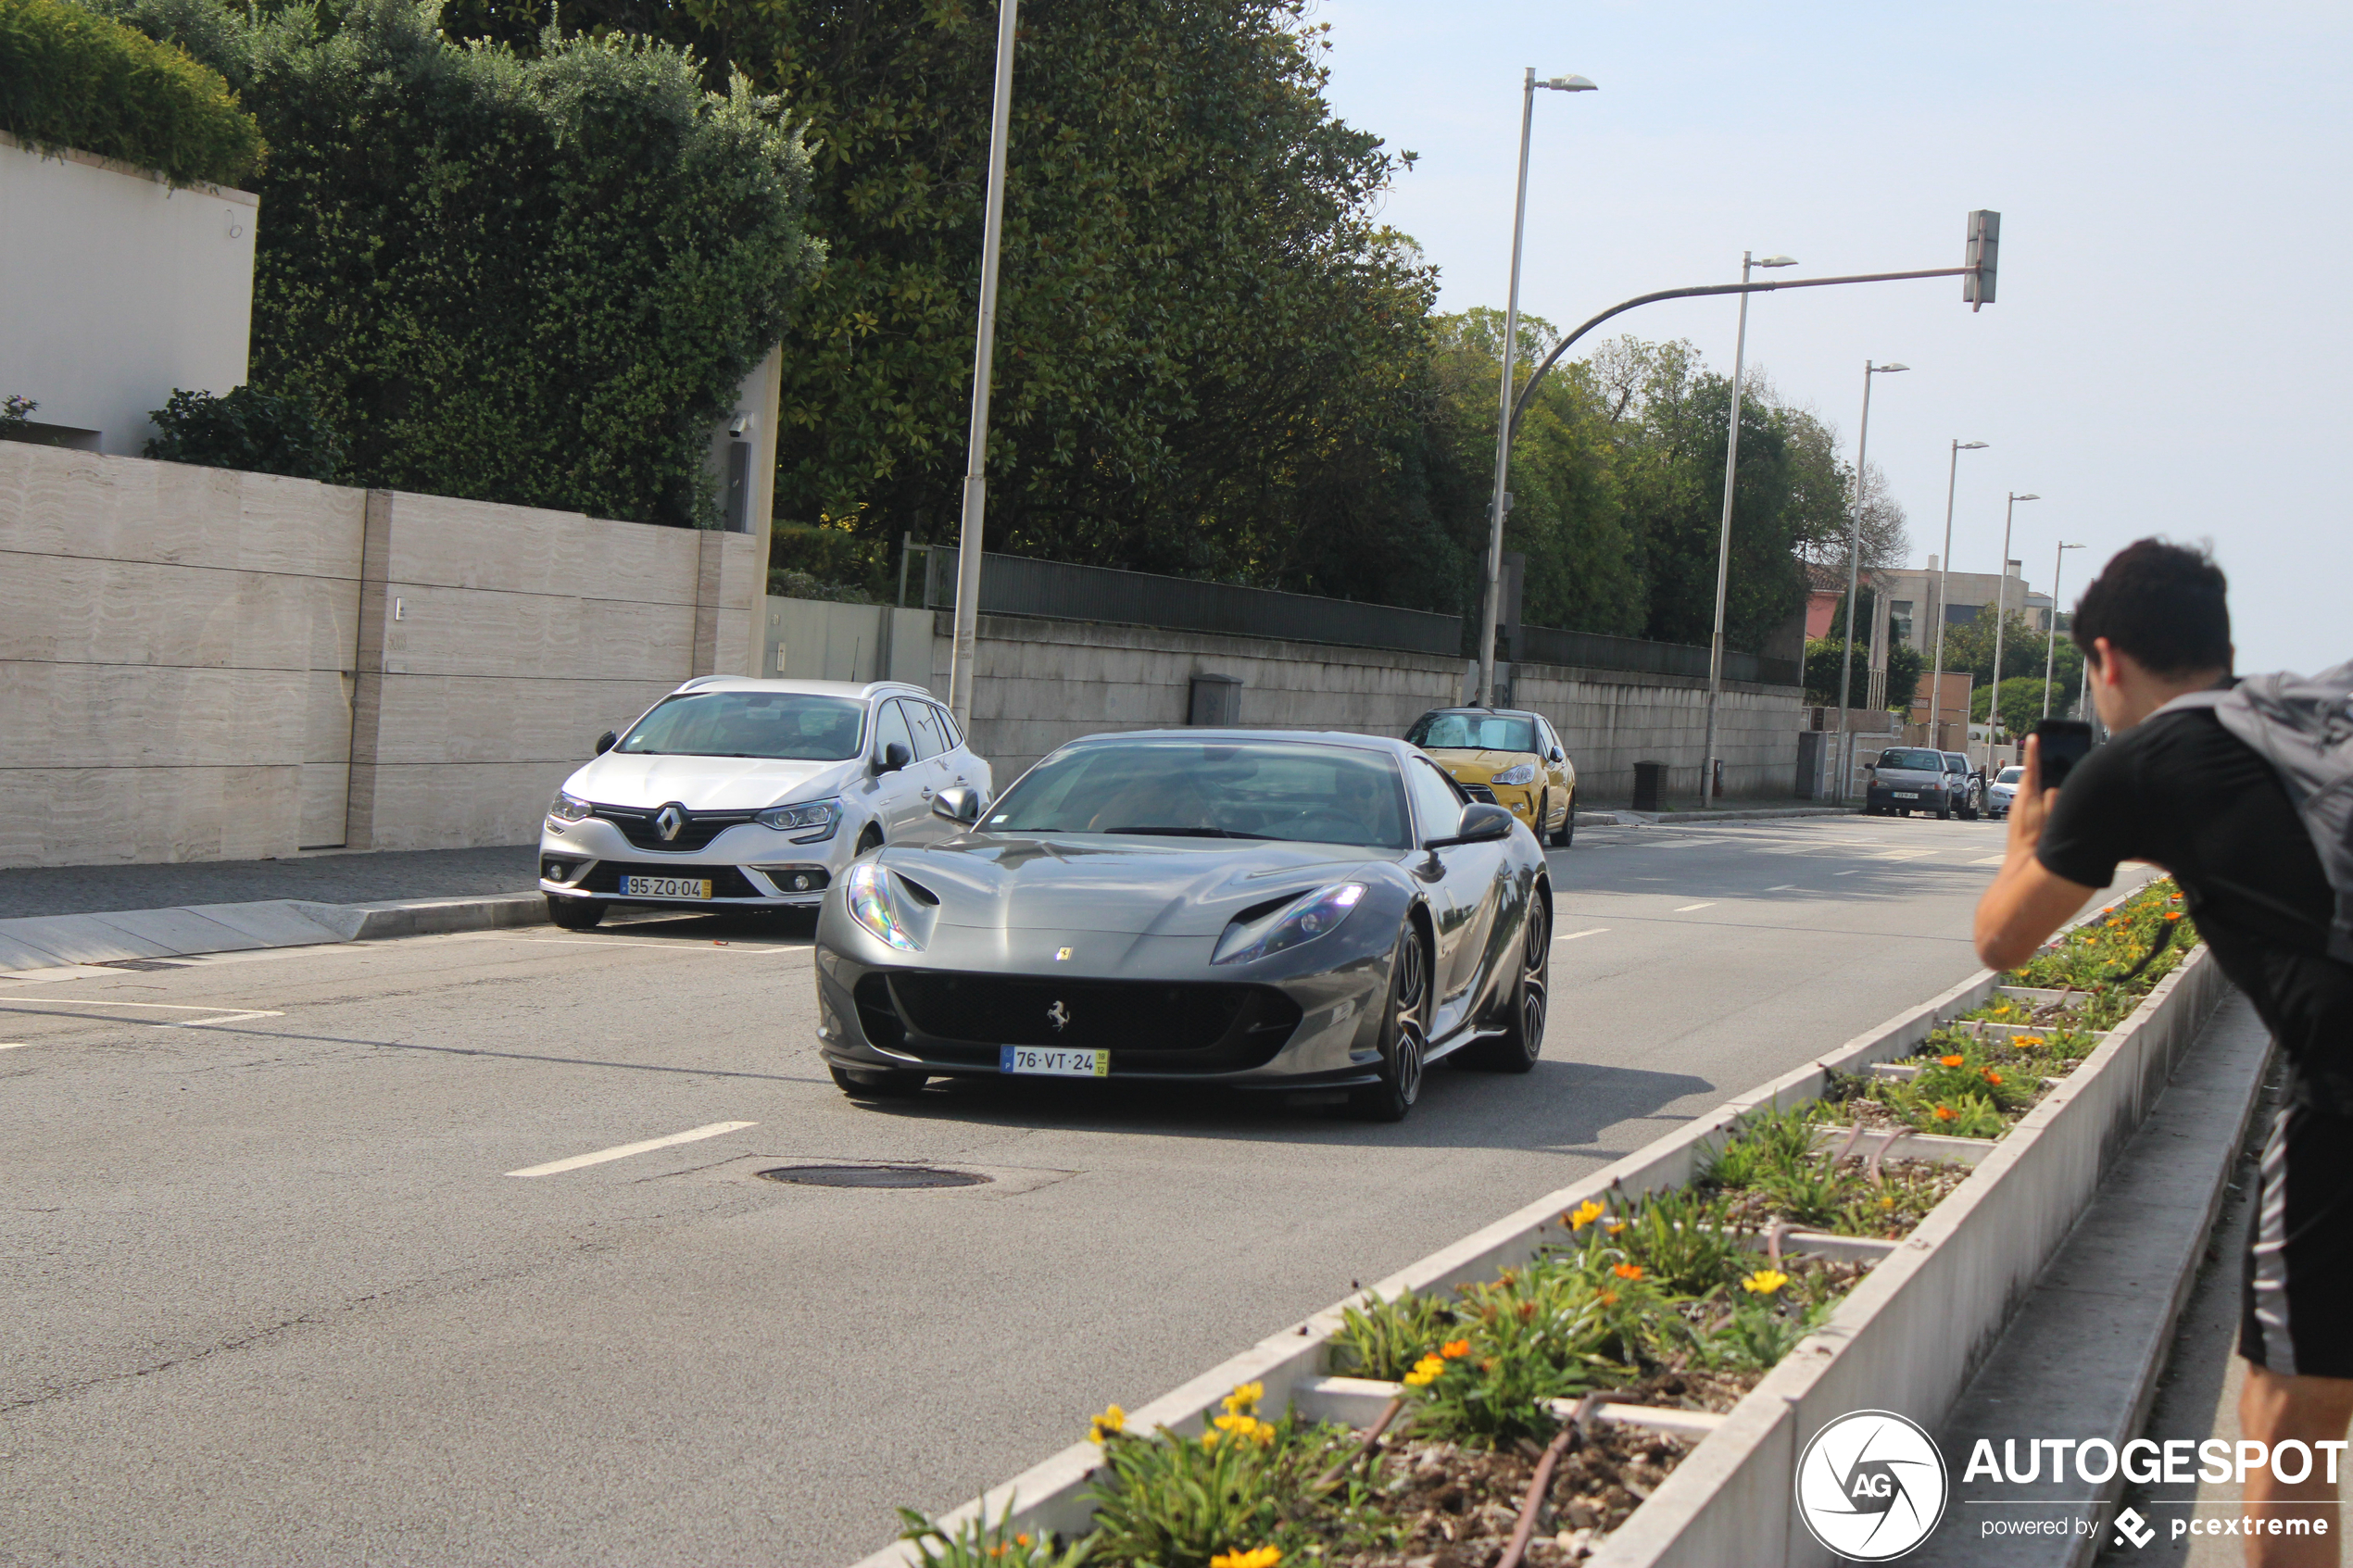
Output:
537 678 990 929
1403 707 1578 847
1986 763 2025 820
1865 746 1967 819
1941 753 1985 821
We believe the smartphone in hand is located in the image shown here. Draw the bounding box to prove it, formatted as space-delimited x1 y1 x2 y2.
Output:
2032 719 2094 789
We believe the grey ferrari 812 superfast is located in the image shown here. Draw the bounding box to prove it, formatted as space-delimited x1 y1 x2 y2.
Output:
812 730 1553 1121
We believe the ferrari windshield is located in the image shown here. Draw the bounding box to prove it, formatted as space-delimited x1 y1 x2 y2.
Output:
984 739 1412 849
1408 711 1538 753
1877 748 1944 771
616 692 866 760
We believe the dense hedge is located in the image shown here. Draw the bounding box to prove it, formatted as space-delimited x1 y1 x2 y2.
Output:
89 0 824 527
0 0 261 186
145 384 343 480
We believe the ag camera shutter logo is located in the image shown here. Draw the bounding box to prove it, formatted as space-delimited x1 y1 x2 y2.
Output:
1795 1410 1950 1561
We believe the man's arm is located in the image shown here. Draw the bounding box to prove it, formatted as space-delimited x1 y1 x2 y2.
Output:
1974 735 2101 970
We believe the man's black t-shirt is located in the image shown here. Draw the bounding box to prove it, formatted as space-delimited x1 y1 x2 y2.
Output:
2038 706 2353 1113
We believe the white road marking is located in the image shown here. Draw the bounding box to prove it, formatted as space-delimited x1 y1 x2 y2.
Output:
1673 902 1717 912
1554 928 1609 943
0 996 285 1024
1834 870 1860 876
1970 854 2008 865
1872 849 1939 861
507 1121 758 1179
1766 884 1800 892
0 1043 25 1050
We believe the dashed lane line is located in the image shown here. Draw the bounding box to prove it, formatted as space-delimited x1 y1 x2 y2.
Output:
0 997 286 1028
1554 928 1609 944
508 1120 759 1179
1673 902 1718 912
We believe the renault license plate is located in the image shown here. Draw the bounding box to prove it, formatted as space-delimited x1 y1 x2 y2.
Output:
621 875 713 899
1892 792 1919 800
1000 1046 1108 1077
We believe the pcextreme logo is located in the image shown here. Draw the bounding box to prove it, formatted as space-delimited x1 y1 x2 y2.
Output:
1795 1411 1950 1561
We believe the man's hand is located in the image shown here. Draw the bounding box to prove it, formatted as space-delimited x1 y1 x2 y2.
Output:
1973 735 2097 970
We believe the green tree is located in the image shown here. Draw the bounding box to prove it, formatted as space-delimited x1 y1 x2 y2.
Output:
94 0 823 526
1806 636 1923 712
1971 675 2073 734
1941 603 2082 696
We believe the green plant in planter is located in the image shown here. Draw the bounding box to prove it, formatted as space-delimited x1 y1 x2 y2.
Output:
1692 1269 1833 1371
1329 1289 1458 1382
1550 1187 1752 1297
894 1501 1094 1567
1403 1273 1626 1445
1085 1385 1365 1568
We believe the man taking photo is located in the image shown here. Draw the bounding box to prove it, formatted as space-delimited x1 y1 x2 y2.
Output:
1974 539 2352 1567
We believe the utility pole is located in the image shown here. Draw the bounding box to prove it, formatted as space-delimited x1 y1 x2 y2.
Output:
945 0 1021 734
2045 541 2084 717
1836 360 1907 797
1927 439 1988 746
1700 249 1795 807
1476 69 1595 709
1984 491 2039 770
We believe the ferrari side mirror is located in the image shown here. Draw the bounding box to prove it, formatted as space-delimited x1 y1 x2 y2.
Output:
932 785 983 825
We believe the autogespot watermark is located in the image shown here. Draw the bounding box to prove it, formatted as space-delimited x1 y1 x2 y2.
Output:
1796 1413 2347 1560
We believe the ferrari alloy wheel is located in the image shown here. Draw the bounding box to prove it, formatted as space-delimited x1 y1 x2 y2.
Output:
1464 885 1549 1073
1350 923 1428 1122
829 1063 928 1100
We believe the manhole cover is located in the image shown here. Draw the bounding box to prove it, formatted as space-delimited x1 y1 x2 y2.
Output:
95 959 191 972
757 1164 991 1190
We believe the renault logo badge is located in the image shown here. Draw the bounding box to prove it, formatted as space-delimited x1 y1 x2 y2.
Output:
655 803 686 842
1047 1000 1071 1033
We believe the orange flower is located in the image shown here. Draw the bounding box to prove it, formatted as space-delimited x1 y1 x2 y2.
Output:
1440 1338 1471 1359
1933 1105 1957 1123
1982 1068 2003 1085
2164 911 2183 922
1613 1262 1644 1281
1598 1289 1618 1306
1940 1054 1965 1068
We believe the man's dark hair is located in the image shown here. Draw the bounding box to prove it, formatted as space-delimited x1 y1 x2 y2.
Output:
2072 539 2232 674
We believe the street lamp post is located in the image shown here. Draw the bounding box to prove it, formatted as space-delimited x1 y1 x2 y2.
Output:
945 0 1023 733
1476 69 1596 709
2045 540 2085 718
1835 359 1908 798
1983 490 2040 770
1926 439 1989 745
1700 249 1797 808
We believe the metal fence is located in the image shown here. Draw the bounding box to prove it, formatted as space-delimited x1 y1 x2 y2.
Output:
913 547 1464 659
1514 623 1802 690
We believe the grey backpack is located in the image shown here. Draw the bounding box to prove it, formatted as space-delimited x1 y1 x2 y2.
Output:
2159 661 2353 964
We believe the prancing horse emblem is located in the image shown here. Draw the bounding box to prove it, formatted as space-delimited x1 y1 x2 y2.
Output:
1047 1000 1071 1034
655 803 686 842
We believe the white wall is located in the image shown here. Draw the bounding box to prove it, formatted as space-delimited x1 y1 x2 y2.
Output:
0 132 257 455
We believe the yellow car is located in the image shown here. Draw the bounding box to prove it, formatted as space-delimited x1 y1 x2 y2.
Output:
1404 707 1578 848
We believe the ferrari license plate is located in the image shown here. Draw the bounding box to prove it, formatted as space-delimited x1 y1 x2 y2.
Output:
1000 1046 1108 1078
621 874 713 899
1892 792 1919 800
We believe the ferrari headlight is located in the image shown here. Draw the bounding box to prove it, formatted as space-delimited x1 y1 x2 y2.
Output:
842 862 923 952
1213 882 1366 966
547 791 592 822
755 797 841 841
1491 762 1538 787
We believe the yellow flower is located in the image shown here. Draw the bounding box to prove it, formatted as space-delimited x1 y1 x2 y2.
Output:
1403 1367 1437 1388
1567 1198 1605 1232
1212 1413 1275 1445
1202 1430 1220 1449
1220 1382 1264 1416
1212 1549 1283 1568
1879 1194 1895 1209
1440 1338 1472 1359
1613 1262 1644 1281
2016 1035 2045 1050
1604 1220 1626 1236
1939 1054 1965 1068
1088 1404 1126 1443
1743 1268 1791 1295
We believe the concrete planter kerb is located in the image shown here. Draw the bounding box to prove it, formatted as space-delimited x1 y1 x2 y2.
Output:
850 903 2226 1568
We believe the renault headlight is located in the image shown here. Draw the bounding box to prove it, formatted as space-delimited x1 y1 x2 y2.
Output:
843 862 923 952
756 797 841 842
1491 762 1538 787
1213 883 1366 966
547 791 592 822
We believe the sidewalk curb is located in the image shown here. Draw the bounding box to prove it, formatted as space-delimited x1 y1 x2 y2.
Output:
0 893 547 973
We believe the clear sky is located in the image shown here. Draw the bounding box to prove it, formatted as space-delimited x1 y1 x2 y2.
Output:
1312 0 2351 674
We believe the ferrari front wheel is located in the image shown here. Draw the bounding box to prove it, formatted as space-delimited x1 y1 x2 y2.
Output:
1349 923 1428 1123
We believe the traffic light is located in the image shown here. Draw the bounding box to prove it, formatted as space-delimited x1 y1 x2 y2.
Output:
1964 210 2000 310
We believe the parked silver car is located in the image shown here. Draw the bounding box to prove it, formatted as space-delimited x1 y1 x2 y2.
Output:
537 678 990 929
1865 746 1967 819
1941 752 1985 821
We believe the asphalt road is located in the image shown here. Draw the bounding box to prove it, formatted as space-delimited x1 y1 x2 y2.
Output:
1 814 2082 1566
